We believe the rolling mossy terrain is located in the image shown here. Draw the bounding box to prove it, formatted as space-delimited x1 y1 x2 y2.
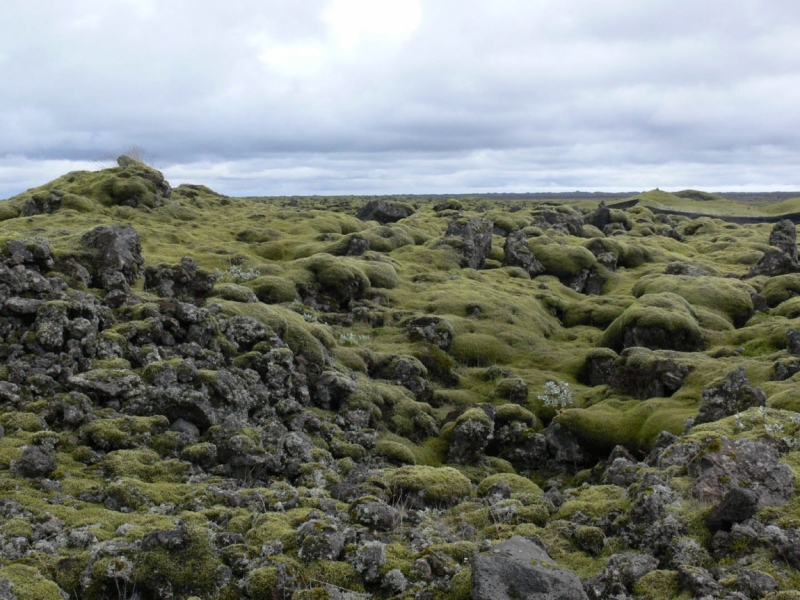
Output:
2 159 800 598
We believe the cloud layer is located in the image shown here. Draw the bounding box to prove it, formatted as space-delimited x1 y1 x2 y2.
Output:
2 0 800 198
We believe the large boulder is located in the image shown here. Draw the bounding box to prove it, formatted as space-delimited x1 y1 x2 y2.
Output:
600 293 705 353
689 437 794 507
610 348 691 399
355 200 413 224
502 231 544 276
447 407 494 464
80 224 144 288
404 316 454 350
769 219 798 262
471 536 588 600
747 220 799 277
694 368 766 425
443 217 493 269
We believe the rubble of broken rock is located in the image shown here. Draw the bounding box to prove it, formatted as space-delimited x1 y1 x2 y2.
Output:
1 160 800 599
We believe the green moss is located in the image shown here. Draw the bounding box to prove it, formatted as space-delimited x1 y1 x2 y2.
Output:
531 241 597 278
0 412 43 432
494 403 537 426
632 274 755 326
450 333 512 367
563 296 634 329
388 465 472 505
0 201 21 221
248 275 299 303
0 565 64 600
556 398 693 453
762 274 800 307
360 260 399 289
132 526 222 597
80 415 170 450
375 440 417 465
103 449 190 482
600 293 705 352
247 513 298 552
477 473 543 496
437 566 472 600
299 254 371 303
633 570 689 600
212 282 257 303
304 560 363 592
247 566 279 599
559 485 630 519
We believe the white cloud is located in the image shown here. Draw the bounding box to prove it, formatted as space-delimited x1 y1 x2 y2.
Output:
0 0 799 198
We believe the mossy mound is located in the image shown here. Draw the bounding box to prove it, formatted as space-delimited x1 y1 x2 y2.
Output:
388 465 472 506
557 397 695 453
600 293 706 352
531 241 597 278
631 274 755 326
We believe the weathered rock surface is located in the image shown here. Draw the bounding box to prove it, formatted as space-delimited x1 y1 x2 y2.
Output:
695 367 766 425
443 217 493 269
472 536 588 600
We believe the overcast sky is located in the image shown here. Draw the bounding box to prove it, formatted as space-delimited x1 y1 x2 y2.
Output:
2 0 800 198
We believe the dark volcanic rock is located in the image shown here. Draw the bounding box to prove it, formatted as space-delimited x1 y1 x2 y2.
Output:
769 219 798 262
705 487 760 532
585 552 658 599
144 257 218 300
787 329 800 355
81 224 144 287
404 315 454 350
10 445 57 478
502 231 544 276
471 536 588 600
443 217 493 269
689 437 794 507
695 367 766 425
356 200 413 224
610 348 691 399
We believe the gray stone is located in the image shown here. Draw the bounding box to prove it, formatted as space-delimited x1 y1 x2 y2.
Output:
737 569 778 599
705 487 759 532
81 224 144 287
503 231 544 277
443 217 493 270
355 200 413 224
10 446 57 478
689 437 794 508
471 536 588 600
695 368 766 425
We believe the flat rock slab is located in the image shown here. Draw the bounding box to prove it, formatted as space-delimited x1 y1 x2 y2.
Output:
472 536 588 600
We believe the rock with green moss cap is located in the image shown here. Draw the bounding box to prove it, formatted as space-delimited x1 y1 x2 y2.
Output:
388 465 472 507
601 293 705 353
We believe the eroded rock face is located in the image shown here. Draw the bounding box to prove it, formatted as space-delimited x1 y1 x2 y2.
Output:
769 219 798 262
695 367 766 425
404 316 454 350
144 257 218 301
502 231 544 276
689 437 794 507
81 224 144 290
472 536 588 600
748 220 799 277
444 217 493 269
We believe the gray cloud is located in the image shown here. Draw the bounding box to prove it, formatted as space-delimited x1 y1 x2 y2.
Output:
1 0 800 198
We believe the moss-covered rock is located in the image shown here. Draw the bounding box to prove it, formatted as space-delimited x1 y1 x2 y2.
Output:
388 465 472 506
600 293 705 352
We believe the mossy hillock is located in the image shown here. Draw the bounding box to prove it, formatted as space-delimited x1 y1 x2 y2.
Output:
2 163 800 597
